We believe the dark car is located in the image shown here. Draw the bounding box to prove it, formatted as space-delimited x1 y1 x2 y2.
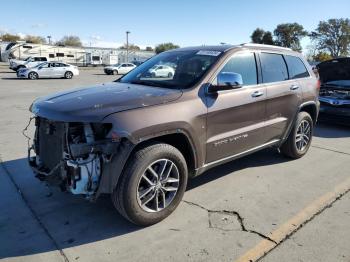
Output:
317 58 350 124
28 44 319 226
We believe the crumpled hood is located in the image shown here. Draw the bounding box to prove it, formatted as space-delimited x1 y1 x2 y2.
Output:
318 58 350 85
30 82 183 122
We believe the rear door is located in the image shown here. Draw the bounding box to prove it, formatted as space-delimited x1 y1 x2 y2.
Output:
259 52 302 142
205 51 267 163
53 63 66 77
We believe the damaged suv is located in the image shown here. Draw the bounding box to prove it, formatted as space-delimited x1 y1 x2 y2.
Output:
28 44 319 226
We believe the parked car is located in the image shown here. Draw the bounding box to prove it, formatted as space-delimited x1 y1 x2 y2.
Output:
17 62 79 80
131 60 143 66
28 44 319 226
103 63 136 75
149 64 175 78
9 56 48 71
317 57 350 125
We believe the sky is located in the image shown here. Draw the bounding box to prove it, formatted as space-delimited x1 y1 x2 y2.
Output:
0 0 349 51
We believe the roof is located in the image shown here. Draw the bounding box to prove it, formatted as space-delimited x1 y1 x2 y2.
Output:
171 45 236 53
169 43 297 54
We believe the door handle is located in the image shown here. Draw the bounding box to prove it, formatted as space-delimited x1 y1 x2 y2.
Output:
290 85 299 90
251 91 264 98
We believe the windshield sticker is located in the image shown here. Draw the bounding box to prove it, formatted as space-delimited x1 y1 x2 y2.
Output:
196 50 221 56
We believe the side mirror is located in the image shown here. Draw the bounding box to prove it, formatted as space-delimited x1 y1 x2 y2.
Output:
208 72 243 93
38 66 42 70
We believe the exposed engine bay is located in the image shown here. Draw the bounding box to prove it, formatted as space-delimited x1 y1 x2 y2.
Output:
319 85 350 106
28 117 117 198
320 87 350 100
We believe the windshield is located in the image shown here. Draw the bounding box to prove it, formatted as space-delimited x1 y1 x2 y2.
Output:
25 57 32 61
119 50 222 89
113 63 121 67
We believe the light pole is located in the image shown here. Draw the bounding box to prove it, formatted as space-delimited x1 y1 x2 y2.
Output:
47 35 52 45
126 31 130 62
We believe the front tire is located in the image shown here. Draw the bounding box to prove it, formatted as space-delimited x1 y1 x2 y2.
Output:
112 143 188 226
280 111 313 159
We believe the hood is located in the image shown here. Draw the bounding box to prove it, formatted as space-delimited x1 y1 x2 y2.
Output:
318 58 350 85
10 59 26 65
30 82 183 122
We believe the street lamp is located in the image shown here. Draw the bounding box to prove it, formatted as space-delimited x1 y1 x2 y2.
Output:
126 31 130 62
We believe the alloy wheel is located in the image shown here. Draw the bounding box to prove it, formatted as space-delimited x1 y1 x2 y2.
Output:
137 159 180 213
295 120 311 151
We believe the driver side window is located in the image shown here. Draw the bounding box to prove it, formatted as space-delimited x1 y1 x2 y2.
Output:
218 52 258 86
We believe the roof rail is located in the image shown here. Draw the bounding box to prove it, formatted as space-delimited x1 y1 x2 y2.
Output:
240 43 292 51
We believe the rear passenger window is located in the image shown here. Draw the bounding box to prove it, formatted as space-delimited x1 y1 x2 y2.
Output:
260 53 288 83
285 55 310 79
219 52 257 85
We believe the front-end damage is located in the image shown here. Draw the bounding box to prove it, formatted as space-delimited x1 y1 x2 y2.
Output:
27 117 134 199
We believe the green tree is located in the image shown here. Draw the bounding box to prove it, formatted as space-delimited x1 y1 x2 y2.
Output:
262 31 274 45
119 43 141 51
0 33 21 42
313 52 333 62
155 42 179 54
56 35 82 47
145 46 154 51
310 18 350 57
251 28 274 45
24 35 46 44
274 23 308 51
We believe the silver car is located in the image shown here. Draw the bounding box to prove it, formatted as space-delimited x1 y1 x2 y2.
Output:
104 63 136 75
17 62 80 80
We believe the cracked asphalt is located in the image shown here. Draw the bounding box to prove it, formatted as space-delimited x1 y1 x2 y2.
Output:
0 63 349 262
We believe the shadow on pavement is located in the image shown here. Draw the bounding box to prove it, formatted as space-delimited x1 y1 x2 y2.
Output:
0 148 288 259
314 122 350 138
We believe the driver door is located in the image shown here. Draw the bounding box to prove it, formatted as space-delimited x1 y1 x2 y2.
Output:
205 52 267 163
38 63 52 77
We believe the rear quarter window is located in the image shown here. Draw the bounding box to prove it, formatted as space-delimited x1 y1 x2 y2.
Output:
285 55 310 79
260 53 288 83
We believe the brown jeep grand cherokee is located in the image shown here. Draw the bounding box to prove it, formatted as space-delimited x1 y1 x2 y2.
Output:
28 44 320 225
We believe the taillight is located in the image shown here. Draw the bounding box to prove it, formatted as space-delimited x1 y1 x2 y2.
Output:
316 79 321 90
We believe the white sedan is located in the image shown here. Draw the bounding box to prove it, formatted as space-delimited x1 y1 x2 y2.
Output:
17 62 79 80
104 63 136 75
149 65 175 78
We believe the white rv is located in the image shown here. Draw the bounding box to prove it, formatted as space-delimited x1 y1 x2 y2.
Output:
1 42 87 65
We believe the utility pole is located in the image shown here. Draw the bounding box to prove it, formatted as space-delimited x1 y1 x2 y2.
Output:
47 36 52 45
126 31 130 62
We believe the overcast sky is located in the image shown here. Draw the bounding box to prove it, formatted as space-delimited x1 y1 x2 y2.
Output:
1 0 349 50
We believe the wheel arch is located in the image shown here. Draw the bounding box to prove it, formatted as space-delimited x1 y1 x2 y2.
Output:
279 101 319 146
96 130 197 198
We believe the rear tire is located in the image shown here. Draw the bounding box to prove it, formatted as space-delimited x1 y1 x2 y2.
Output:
280 111 313 159
64 71 73 79
28 72 38 80
112 143 188 226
